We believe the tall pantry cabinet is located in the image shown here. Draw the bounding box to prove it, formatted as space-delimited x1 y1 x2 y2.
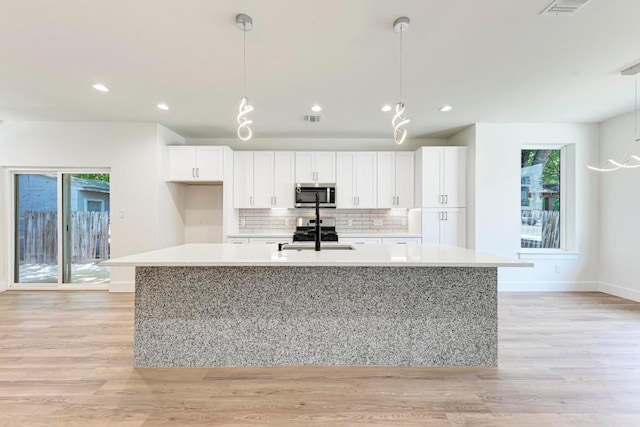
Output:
415 147 467 247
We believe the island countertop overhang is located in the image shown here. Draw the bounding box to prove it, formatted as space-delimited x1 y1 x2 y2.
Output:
102 243 533 268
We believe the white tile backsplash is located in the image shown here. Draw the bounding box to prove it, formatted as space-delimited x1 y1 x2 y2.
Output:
239 209 409 234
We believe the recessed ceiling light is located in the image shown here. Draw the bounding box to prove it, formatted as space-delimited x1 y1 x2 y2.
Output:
157 103 170 111
92 83 109 92
381 105 392 112
439 105 453 112
311 105 322 112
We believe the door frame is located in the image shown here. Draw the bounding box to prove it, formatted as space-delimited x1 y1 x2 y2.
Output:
8 168 110 290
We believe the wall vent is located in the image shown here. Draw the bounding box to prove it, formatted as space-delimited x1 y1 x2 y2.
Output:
303 115 321 123
541 0 591 15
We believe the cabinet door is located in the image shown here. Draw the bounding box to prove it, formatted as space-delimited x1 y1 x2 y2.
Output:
377 152 395 208
395 152 414 208
421 148 443 207
355 152 377 208
233 151 254 208
336 153 356 208
294 152 315 182
273 152 295 208
441 208 466 248
195 147 223 181
443 147 466 208
166 146 196 181
421 210 442 245
315 152 336 183
253 151 274 208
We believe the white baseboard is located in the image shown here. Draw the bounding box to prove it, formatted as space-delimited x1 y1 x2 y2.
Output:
599 282 640 303
498 281 599 292
0 281 6 292
109 282 135 293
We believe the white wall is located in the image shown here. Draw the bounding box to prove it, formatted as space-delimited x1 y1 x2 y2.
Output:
0 122 184 291
469 123 600 290
184 185 223 243
598 111 640 301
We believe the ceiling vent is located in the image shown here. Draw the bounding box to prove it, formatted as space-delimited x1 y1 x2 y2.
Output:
541 0 591 15
303 115 321 123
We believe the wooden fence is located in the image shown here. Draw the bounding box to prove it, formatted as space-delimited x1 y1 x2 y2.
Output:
22 211 110 264
521 210 560 248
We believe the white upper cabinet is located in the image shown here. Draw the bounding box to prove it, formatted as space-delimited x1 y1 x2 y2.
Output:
377 152 414 208
234 151 295 209
336 152 377 209
166 146 224 182
272 152 295 208
252 151 275 208
233 151 254 208
416 147 466 208
295 152 336 183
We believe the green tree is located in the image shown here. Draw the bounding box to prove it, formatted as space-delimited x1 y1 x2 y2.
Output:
72 173 110 183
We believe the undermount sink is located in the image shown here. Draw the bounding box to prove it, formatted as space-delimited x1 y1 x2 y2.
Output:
282 244 355 251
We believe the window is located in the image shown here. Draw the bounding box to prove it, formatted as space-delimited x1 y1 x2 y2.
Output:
521 149 561 249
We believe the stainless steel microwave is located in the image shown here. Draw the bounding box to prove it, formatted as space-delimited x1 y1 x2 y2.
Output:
295 184 336 208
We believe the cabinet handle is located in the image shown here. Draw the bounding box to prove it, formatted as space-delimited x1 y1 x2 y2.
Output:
445 195 448 204
273 196 277 205
396 242 407 245
440 212 443 221
192 167 195 178
353 196 356 206
357 196 360 206
250 196 253 206
396 196 400 205
196 167 200 178
392 196 396 205
445 211 448 221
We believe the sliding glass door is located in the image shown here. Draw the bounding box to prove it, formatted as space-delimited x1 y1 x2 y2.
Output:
14 171 110 286
14 173 59 283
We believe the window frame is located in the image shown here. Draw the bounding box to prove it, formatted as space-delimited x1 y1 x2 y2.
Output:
518 144 576 259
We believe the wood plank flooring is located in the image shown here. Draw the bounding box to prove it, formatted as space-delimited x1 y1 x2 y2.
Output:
0 291 639 426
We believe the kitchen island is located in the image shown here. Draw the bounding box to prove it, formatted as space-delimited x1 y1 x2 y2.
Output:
104 243 531 367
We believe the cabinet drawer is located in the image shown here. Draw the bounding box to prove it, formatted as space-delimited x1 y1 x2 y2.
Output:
381 237 422 245
339 237 381 245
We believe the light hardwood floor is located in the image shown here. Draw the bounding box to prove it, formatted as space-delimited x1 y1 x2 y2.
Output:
0 291 639 426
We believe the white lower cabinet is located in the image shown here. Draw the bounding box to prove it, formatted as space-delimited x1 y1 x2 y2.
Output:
339 237 382 245
381 237 422 245
227 238 249 244
249 237 291 245
421 208 466 247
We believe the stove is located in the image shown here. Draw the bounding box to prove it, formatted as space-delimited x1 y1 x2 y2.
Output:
292 217 339 242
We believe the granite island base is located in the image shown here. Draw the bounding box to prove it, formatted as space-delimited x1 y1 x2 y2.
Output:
102 243 532 368
135 265 497 367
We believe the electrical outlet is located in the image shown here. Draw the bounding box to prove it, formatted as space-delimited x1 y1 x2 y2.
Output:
401 218 407 226
240 217 246 226
373 219 383 226
284 218 289 226
348 219 353 227
554 264 560 274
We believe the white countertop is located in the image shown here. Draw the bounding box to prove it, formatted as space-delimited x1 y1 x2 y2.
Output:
103 243 533 268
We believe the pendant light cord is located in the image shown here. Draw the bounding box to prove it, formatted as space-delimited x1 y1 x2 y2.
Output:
243 21 246 96
399 26 403 101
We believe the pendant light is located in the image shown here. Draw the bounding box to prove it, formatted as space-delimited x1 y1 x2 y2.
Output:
588 63 640 172
236 14 254 141
392 16 410 145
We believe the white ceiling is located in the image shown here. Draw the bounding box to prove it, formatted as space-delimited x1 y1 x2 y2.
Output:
1 0 640 139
